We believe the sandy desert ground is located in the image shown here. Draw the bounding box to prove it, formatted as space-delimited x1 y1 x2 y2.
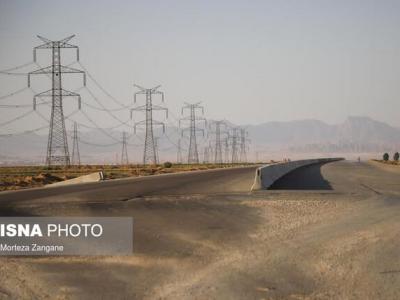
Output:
0 161 399 299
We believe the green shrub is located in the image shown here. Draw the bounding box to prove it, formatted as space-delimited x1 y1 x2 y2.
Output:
394 152 400 162
163 162 172 168
383 153 389 161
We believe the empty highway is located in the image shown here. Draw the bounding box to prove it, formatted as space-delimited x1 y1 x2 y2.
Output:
0 160 400 299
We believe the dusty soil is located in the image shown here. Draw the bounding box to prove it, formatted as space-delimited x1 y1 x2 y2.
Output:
0 161 399 299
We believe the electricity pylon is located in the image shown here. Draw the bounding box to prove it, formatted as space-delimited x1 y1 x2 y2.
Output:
121 131 129 165
180 102 206 164
130 84 167 165
71 122 80 165
224 138 230 163
208 142 214 164
28 35 85 166
177 138 183 164
208 120 227 164
154 137 160 164
228 127 240 163
203 146 209 163
239 128 250 163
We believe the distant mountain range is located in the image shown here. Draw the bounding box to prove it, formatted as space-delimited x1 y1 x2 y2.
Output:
1 116 399 164
247 116 400 145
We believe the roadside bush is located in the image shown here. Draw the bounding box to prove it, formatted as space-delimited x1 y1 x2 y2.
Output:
394 152 400 162
163 161 173 168
383 153 389 161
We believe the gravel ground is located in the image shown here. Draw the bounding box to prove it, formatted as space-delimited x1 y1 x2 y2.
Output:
0 161 399 299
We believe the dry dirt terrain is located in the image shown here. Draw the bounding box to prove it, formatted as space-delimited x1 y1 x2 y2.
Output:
0 161 399 299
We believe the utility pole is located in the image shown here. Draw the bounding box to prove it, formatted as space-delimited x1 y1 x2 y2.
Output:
131 84 167 165
121 131 129 165
208 120 227 164
180 102 206 164
71 122 80 165
177 138 183 164
239 128 250 163
28 35 85 166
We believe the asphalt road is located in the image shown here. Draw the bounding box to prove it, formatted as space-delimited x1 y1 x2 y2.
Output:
0 165 258 206
0 161 399 299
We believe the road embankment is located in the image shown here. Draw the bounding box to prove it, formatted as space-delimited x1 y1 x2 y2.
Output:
251 158 344 190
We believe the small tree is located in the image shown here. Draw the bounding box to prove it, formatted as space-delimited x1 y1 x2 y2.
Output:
163 161 172 168
383 153 389 161
394 152 400 162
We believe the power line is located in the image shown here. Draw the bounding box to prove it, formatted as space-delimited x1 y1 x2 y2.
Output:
83 85 132 127
164 131 188 150
0 61 34 72
0 124 49 137
0 104 34 108
67 118 131 131
0 109 79 138
65 111 141 148
77 61 131 109
0 61 34 76
79 140 120 147
80 109 122 143
0 109 34 127
0 87 30 100
82 101 127 112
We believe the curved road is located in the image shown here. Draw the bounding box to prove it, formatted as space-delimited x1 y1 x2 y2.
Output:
0 161 399 299
0 165 257 206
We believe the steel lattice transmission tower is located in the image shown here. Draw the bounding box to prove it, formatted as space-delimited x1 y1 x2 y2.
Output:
28 35 85 166
71 122 81 165
224 138 230 163
239 128 250 163
180 102 206 164
203 146 209 163
177 139 183 164
208 120 227 164
228 127 240 163
154 137 160 164
130 84 167 165
209 143 214 163
121 131 129 165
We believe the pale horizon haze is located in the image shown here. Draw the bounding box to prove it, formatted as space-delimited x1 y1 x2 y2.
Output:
1 0 400 133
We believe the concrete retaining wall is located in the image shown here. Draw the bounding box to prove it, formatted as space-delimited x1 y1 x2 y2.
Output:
47 171 104 188
251 158 344 191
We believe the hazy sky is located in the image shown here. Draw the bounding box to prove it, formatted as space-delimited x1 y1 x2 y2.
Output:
1 0 400 133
